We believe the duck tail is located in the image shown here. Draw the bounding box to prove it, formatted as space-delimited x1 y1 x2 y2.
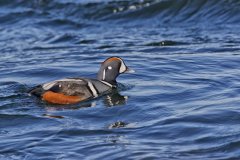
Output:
28 85 45 97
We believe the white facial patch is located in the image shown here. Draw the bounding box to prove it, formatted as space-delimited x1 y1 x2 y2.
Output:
119 59 127 73
108 66 112 70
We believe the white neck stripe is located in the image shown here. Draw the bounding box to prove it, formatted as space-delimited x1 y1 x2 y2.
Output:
103 69 106 80
100 81 113 87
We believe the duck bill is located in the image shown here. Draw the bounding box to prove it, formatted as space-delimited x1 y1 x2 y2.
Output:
124 67 135 73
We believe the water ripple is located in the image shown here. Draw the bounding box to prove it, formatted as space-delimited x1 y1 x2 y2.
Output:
0 0 240 159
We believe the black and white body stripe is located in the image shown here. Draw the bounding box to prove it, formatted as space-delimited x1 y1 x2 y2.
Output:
87 81 98 97
31 78 114 99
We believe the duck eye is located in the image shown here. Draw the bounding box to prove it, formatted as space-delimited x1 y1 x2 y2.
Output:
108 66 112 70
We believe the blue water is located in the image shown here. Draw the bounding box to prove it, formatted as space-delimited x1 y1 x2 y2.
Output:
1 0 240 159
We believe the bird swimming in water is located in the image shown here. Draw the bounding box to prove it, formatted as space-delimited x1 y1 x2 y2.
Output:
29 57 134 104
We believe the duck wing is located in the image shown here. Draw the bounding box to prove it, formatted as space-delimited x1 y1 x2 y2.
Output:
29 78 113 104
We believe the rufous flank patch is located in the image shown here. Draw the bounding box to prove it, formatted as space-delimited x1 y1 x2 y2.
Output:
42 91 83 104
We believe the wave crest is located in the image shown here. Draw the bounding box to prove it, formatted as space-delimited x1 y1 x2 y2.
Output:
0 0 239 26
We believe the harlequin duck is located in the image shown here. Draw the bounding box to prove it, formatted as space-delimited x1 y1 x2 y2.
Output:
29 57 134 104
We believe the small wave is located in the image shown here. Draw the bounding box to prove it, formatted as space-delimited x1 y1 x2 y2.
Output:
48 33 78 44
145 40 189 46
0 81 26 97
75 39 97 44
96 45 115 49
103 0 240 25
1 0 239 27
37 19 92 29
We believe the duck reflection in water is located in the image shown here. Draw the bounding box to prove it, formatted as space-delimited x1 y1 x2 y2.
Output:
103 88 128 107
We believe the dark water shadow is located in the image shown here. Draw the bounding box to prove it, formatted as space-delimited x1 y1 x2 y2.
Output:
145 40 189 46
103 89 128 107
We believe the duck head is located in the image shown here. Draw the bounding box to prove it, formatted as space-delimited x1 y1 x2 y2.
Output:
97 57 134 85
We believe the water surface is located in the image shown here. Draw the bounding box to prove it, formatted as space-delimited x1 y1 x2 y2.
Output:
1 0 240 159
